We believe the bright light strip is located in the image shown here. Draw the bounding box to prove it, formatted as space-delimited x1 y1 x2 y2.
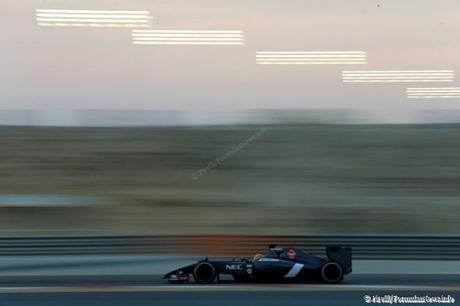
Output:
38 14 151 19
407 91 460 93
37 14 151 19
134 38 242 41
343 73 453 78
36 9 152 28
407 87 460 92
344 73 452 76
133 34 242 37
344 72 452 76
38 23 149 27
36 9 150 14
344 70 453 73
257 54 364 56
257 51 365 54
343 70 454 82
133 41 243 45
256 51 366 65
343 80 453 83
344 76 452 79
406 87 460 99
408 94 460 97
257 55 366 58
407 93 460 95
258 62 366 65
37 18 148 23
408 96 460 99
260 58 365 61
132 30 244 45
133 30 242 33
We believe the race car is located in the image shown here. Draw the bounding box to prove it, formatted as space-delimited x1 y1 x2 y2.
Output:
164 245 352 284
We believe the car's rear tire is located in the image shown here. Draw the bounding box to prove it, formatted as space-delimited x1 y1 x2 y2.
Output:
193 262 216 284
321 262 343 283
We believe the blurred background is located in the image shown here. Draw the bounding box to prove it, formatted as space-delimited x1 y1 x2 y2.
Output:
1 0 459 238
0 115 459 236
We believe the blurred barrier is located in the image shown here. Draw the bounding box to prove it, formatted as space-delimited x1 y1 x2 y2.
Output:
0 235 459 260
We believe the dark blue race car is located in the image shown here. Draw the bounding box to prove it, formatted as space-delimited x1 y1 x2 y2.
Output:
164 245 352 284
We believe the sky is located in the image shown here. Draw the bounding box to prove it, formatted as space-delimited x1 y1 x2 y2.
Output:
1 0 460 123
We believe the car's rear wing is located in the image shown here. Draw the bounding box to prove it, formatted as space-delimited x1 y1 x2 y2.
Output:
326 246 352 274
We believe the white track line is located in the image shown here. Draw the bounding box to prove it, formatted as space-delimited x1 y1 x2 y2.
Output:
0 284 458 293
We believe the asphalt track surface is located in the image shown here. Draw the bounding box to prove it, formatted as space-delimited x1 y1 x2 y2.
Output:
0 274 458 306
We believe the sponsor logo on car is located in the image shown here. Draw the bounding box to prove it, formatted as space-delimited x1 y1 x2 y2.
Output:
225 264 243 270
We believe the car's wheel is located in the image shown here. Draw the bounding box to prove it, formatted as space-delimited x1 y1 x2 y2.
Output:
193 262 216 284
321 262 343 283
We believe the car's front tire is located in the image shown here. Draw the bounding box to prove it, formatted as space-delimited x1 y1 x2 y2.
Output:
321 261 343 283
193 262 216 284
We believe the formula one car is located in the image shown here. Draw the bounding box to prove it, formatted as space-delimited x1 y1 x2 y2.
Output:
164 245 352 284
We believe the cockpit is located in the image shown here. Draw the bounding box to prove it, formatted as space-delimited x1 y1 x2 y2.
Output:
253 246 314 263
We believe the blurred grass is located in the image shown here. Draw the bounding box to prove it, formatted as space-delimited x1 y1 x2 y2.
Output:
0 124 459 235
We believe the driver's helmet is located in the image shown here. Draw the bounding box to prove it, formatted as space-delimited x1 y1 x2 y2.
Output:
286 248 297 260
253 253 264 260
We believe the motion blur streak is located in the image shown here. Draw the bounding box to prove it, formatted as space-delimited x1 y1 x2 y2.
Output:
36 9 152 28
0 123 459 235
132 30 244 45
36 9 151 13
133 42 244 45
37 19 148 23
133 30 242 33
256 51 366 65
258 62 366 65
343 70 454 83
36 14 151 19
38 23 149 27
407 96 460 99
407 87 460 99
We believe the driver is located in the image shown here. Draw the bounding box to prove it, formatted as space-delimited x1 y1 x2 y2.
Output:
286 248 297 260
253 253 264 260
